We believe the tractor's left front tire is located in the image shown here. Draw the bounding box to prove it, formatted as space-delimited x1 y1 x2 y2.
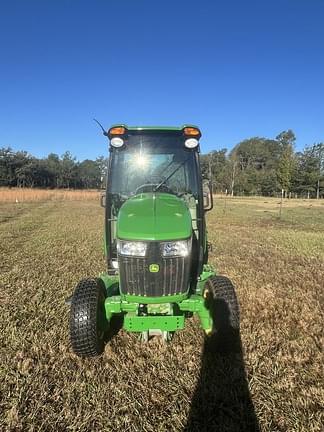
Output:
69 278 108 357
204 275 240 353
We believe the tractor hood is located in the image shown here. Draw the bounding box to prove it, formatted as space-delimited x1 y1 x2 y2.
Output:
117 193 192 241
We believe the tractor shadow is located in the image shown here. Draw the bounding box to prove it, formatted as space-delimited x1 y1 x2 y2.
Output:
184 299 260 432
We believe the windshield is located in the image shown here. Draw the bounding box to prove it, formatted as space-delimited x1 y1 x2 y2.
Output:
109 133 199 199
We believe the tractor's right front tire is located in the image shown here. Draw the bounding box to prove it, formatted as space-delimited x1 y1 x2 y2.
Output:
69 278 108 357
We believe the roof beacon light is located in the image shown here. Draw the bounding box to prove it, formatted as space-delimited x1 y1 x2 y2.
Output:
183 127 200 137
109 126 126 136
110 137 124 148
185 138 199 149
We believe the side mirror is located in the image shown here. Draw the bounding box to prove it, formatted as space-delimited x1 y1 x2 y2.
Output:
100 192 106 208
203 180 213 211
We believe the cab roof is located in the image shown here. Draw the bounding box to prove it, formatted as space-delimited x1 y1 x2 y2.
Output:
109 124 200 133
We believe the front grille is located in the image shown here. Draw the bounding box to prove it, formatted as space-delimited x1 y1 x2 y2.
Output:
118 242 190 297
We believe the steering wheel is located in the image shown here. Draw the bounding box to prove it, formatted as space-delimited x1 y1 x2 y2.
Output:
135 183 158 194
135 183 176 194
135 176 174 195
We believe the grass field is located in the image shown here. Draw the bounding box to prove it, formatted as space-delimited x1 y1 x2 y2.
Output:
0 187 99 203
0 193 323 431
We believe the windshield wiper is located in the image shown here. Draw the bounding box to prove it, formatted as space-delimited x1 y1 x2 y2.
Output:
154 156 190 192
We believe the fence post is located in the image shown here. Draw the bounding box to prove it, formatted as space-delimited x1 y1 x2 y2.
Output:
279 189 284 218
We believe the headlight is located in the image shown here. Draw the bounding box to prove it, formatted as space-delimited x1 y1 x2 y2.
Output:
161 239 191 257
110 137 124 148
184 138 199 149
117 240 147 257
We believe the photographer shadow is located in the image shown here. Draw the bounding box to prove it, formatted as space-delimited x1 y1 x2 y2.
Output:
184 297 260 432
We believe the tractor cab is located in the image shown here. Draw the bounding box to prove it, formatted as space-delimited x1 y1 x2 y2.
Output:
68 125 239 358
105 125 212 286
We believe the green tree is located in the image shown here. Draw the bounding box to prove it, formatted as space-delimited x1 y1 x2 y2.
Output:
276 130 296 196
60 151 77 188
78 159 101 188
45 153 61 188
277 146 296 193
95 156 108 187
276 130 296 149
229 137 282 196
294 143 324 198
0 148 15 186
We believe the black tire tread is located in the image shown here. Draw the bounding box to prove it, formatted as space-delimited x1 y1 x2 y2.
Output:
69 278 107 357
206 275 240 330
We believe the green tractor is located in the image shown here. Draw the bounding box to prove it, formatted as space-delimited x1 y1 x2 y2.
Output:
68 125 239 357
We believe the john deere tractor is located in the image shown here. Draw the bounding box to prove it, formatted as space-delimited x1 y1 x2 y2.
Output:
68 125 239 357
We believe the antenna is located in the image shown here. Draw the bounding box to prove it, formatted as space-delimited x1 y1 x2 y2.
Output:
93 118 108 137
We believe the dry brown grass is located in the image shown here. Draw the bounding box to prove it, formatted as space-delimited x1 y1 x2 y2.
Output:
0 187 100 203
0 197 323 431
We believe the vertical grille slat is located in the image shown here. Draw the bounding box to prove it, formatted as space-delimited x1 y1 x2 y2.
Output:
118 241 190 297
180 257 185 292
163 259 167 296
169 258 173 295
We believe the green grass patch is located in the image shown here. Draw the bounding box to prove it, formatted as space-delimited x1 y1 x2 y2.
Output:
0 197 323 431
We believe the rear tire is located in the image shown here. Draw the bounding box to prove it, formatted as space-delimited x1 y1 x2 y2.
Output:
205 275 240 331
69 278 108 357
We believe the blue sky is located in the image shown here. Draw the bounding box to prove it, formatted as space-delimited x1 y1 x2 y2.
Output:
0 0 323 160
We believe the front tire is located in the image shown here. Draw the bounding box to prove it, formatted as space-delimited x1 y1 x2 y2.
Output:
205 275 240 332
69 278 108 357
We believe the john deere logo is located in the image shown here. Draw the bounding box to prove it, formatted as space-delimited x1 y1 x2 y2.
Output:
149 264 159 273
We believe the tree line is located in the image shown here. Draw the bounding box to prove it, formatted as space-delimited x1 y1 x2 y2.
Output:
201 130 324 198
0 149 107 189
1 129 323 197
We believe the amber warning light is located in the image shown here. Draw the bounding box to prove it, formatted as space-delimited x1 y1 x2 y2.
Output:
109 126 126 136
183 127 200 137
